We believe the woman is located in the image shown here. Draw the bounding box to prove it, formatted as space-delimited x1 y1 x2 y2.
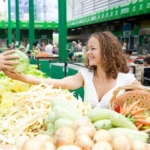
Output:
3 32 141 109
0 50 19 70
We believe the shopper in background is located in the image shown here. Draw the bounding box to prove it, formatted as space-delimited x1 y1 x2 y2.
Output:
3 31 141 109
0 50 19 70
40 43 46 52
122 42 127 50
52 44 58 54
123 49 133 63
45 41 53 56
141 56 150 85
123 49 136 74
68 41 79 60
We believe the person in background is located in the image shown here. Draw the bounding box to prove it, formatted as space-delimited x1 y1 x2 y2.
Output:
122 42 127 50
19 45 26 53
68 41 79 60
123 49 134 63
141 56 150 85
3 31 141 109
35 41 40 51
11 41 16 49
45 41 53 56
123 49 135 74
78 42 83 51
40 43 45 52
0 50 19 70
52 44 58 54
26 43 30 51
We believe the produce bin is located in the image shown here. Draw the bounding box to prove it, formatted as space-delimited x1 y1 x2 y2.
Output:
29 58 38 65
37 56 59 77
50 63 65 79
66 63 85 100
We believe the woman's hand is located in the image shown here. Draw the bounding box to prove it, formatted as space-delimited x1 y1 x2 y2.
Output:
0 50 19 70
2 69 25 81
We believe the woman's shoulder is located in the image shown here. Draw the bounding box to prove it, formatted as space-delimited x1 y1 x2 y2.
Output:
79 68 93 75
78 68 93 81
118 72 136 84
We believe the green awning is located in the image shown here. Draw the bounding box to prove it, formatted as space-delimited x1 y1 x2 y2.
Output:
0 20 58 30
67 0 150 29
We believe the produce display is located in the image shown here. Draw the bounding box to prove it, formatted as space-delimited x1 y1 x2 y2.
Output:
1 51 150 149
0 64 48 107
0 81 150 149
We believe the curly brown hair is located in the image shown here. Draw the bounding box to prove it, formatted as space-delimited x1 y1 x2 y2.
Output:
84 31 129 79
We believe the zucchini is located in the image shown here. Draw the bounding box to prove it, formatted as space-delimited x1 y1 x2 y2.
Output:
109 128 149 143
110 113 137 130
93 119 114 130
87 108 116 122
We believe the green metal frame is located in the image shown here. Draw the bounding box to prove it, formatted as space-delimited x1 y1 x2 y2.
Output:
0 20 58 29
2 0 150 31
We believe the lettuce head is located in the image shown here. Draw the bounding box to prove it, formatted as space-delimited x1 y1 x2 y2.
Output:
11 50 29 73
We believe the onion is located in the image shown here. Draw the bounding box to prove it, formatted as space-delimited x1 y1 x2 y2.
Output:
0 145 20 150
146 144 150 150
109 130 125 139
132 140 147 150
92 141 113 150
75 125 96 139
15 135 29 148
53 126 75 147
93 130 111 143
75 134 94 149
71 117 91 130
36 134 52 143
57 145 82 150
22 137 46 150
45 142 56 150
112 135 132 150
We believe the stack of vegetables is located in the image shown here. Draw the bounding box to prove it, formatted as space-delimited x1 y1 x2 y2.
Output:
37 52 50 57
115 100 150 131
2 108 149 149
0 49 50 107
0 82 91 146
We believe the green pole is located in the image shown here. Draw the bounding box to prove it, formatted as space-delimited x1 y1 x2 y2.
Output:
29 0 35 50
15 0 20 48
58 0 67 61
8 0 12 46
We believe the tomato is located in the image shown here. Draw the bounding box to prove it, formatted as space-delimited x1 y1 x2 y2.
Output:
115 106 120 113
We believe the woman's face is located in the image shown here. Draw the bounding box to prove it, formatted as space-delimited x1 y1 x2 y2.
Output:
86 37 101 66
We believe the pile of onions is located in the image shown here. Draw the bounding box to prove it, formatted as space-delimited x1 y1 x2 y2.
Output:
21 134 55 150
52 126 75 147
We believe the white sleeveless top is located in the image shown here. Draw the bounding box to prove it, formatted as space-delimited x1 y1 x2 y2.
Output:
79 69 136 109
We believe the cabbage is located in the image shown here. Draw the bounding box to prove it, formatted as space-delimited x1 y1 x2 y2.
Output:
11 50 29 73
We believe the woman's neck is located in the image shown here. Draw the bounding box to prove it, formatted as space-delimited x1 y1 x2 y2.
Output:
94 66 107 80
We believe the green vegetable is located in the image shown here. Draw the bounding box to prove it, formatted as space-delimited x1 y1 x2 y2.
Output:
87 108 116 122
53 105 83 121
11 50 29 73
109 128 149 142
110 112 137 130
54 118 73 130
93 119 114 130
